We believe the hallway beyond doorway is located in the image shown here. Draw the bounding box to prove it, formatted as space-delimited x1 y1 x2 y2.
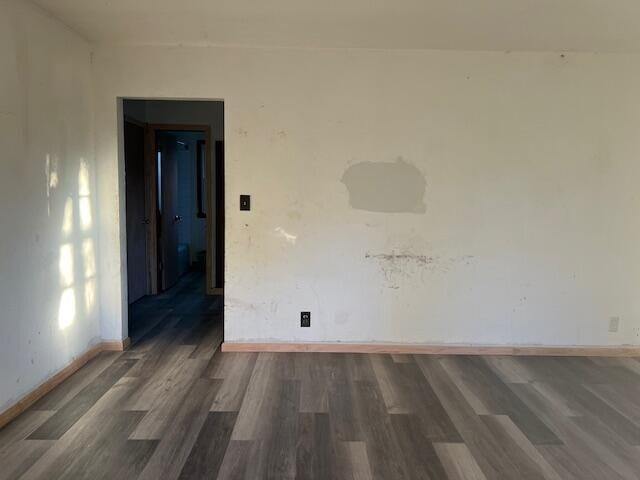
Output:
128 271 222 346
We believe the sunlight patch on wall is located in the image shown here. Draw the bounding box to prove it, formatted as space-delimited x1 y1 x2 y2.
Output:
46 154 59 189
78 159 90 196
58 288 76 330
61 197 73 237
46 154 59 217
79 197 92 230
78 159 92 230
82 239 96 278
59 244 74 287
84 278 96 313
55 158 99 329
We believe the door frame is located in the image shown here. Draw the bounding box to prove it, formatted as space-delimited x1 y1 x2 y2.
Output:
123 116 150 302
146 123 216 295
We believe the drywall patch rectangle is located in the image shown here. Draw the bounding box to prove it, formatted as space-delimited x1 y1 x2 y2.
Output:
341 158 426 213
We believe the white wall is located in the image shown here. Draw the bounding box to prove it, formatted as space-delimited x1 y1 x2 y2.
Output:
92 46 640 347
0 0 99 412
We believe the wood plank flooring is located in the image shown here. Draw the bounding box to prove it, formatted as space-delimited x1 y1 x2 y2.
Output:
1 275 640 478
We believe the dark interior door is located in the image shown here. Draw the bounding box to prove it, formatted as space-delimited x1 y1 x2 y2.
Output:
124 121 148 304
158 131 180 291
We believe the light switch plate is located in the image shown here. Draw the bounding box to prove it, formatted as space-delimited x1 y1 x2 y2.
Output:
240 195 250 211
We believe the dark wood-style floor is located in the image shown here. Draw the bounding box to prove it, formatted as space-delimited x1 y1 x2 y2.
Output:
1 276 640 479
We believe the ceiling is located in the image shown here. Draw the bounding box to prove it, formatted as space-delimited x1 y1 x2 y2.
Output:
32 0 640 52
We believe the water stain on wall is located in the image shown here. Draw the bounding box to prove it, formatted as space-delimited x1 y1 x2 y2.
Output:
341 158 426 213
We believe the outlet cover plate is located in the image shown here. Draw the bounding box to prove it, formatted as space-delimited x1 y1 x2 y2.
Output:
609 316 620 333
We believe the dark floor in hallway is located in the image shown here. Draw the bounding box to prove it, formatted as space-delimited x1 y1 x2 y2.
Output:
128 271 219 344
1 283 640 479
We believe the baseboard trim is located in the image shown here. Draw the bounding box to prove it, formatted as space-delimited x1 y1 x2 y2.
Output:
103 337 131 351
221 342 640 357
0 338 130 430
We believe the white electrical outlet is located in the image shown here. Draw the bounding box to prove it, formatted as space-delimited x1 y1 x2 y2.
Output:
608 316 620 333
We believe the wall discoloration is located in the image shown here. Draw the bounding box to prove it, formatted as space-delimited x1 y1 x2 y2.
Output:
365 252 435 266
93 44 640 348
287 210 302 221
341 158 426 213
366 251 474 289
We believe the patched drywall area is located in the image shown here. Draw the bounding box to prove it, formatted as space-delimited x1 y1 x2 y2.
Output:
341 158 426 213
0 0 99 413
92 46 640 348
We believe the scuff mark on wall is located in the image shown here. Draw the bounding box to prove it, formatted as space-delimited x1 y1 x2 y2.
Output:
365 252 436 265
270 300 278 313
365 251 474 289
341 157 426 213
225 297 260 312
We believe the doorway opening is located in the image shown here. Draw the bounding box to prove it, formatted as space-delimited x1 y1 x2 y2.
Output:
122 99 224 344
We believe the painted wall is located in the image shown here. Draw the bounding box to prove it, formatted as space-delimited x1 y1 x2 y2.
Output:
92 45 640 347
0 0 99 412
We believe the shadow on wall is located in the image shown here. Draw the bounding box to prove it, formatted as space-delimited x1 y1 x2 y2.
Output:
46 155 98 331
